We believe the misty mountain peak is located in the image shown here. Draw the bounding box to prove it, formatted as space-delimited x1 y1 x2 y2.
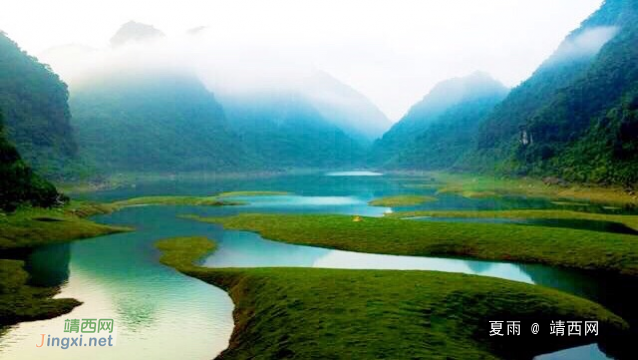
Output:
422 72 509 109
370 71 508 165
110 21 165 47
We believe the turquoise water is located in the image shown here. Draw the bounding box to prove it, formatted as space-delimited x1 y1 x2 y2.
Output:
0 173 635 359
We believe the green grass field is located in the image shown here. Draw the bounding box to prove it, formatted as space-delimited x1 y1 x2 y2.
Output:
156 237 628 359
111 195 245 208
387 209 638 231
368 194 438 207
421 172 638 205
0 204 130 250
217 191 290 198
110 191 290 208
187 213 638 276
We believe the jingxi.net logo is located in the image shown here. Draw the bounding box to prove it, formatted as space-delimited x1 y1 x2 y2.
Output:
36 318 117 349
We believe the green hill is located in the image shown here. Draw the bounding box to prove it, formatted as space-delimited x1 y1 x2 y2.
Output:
0 110 60 211
71 71 249 173
372 72 508 168
219 92 365 169
0 32 77 178
388 93 507 169
471 0 638 187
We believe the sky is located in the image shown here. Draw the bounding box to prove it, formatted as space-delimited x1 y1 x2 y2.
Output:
1 0 603 121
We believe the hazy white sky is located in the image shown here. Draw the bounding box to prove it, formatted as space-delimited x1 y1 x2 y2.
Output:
1 0 602 120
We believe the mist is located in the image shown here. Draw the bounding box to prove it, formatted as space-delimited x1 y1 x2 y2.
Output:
3 0 604 121
548 25 620 64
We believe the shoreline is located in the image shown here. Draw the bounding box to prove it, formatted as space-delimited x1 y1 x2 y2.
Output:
0 202 129 327
190 213 638 277
155 236 629 360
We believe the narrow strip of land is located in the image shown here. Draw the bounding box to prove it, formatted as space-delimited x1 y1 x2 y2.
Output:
111 196 244 207
368 194 437 207
187 213 638 276
110 191 290 208
0 203 130 250
156 237 628 360
217 191 290 198
387 209 638 231
419 172 638 205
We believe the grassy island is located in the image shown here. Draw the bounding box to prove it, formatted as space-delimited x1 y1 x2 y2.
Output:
387 209 638 231
422 172 638 206
217 191 290 198
110 191 290 208
111 195 245 208
0 202 130 327
368 194 437 207
187 213 638 276
156 237 628 359
0 203 130 250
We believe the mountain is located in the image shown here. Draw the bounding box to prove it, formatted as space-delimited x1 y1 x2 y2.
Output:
110 21 165 47
371 72 509 166
299 71 392 145
387 86 508 169
219 91 365 169
0 32 77 178
471 0 638 186
0 109 60 211
71 70 248 173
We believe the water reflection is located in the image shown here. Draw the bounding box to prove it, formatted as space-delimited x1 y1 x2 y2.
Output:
24 243 71 287
0 207 236 360
2 173 637 360
465 260 495 274
206 231 329 268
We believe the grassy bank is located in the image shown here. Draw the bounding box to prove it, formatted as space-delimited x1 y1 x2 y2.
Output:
156 237 628 359
217 191 290 198
368 194 437 207
0 203 129 326
111 195 245 208
0 259 80 327
417 172 638 206
188 213 638 276
110 191 290 208
0 204 130 250
387 209 638 230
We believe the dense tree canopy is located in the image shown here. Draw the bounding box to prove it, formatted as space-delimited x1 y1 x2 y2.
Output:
464 0 638 187
71 71 248 173
220 92 364 169
0 110 61 211
0 32 77 178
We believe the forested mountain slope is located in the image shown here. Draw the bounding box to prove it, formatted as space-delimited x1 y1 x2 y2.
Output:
0 110 60 211
0 32 77 178
219 92 364 169
71 71 248 173
371 72 508 167
387 88 507 169
469 0 638 186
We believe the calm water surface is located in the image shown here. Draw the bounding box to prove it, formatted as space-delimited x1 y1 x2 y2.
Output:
1 173 636 359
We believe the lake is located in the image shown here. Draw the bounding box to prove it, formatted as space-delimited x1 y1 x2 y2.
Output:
0 173 636 359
